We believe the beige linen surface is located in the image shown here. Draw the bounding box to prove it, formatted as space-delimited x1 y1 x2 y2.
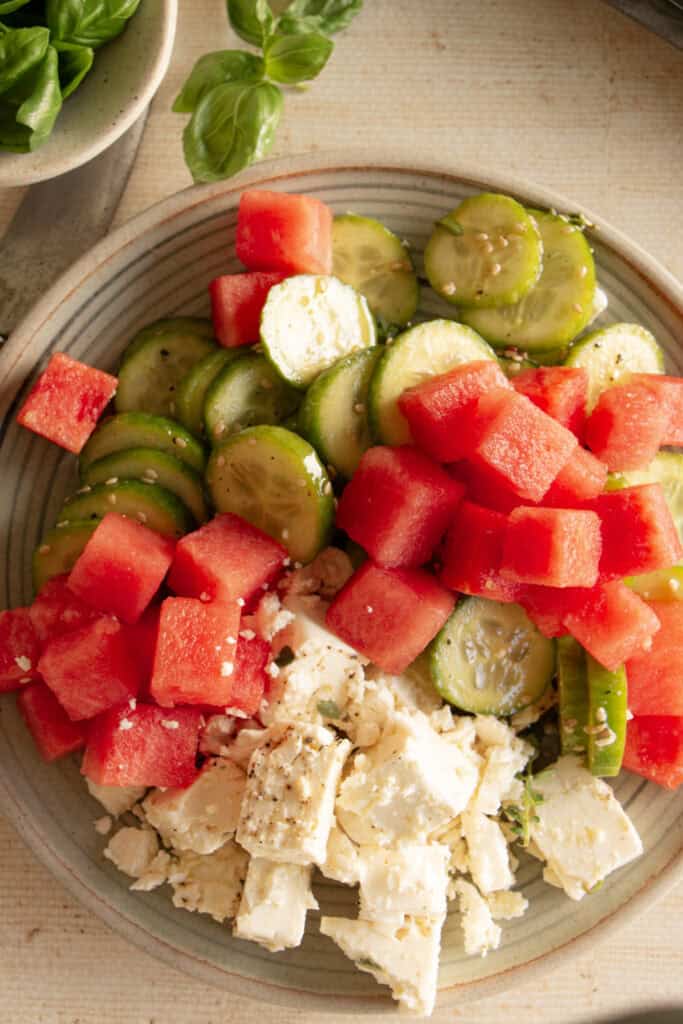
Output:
1 1 682 1021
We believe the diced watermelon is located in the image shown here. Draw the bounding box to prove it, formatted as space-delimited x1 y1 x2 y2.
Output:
0 608 41 692
326 562 455 674
226 635 269 715
512 366 588 437
630 374 683 445
542 446 608 507
594 484 683 580
150 597 242 707
622 715 683 789
562 580 661 672
81 703 202 787
398 361 511 461
236 190 333 275
626 601 683 716
448 461 521 515
501 507 602 588
29 575 98 649
440 500 521 602
17 352 117 454
469 389 578 502
584 382 669 471
17 682 86 761
38 617 142 721
210 271 289 348
127 603 160 693
67 513 174 624
517 584 579 638
336 446 463 568
168 513 286 607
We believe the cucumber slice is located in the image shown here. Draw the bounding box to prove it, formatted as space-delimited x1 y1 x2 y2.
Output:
461 210 596 351
298 347 382 478
116 317 217 417
498 348 568 378
557 637 589 755
607 452 683 548
564 323 664 411
32 520 97 593
626 566 683 601
260 274 376 388
424 193 542 308
428 597 555 715
367 319 495 445
80 413 206 477
586 655 627 777
82 448 208 524
203 351 300 445
177 350 237 437
58 480 193 539
332 214 418 326
206 425 334 563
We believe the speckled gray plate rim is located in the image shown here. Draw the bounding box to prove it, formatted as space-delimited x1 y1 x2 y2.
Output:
0 151 681 1015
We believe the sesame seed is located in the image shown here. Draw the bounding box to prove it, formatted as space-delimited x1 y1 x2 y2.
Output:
442 282 457 296
214 422 226 438
199 591 210 602
267 662 280 678
562 224 575 235
137 512 147 523
626 709 634 721
294 561 303 569
174 437 188 449
128 698 137 710
353 403 365 414
76 486 92 495
144 468 158 480
578 265 588 278
366 605 373 613
573 303 583 314
326 464 337 479
283 556 291 567
237 597 245 607
669 578 681 593
490 262 502 276
594 727 617 747
19 676 31 684
498 235 509 248
281 528 289 540
119 718 134 731
475 232 489 241
323 481 333 496
15 655 31 672
220 661 234 678
38 544 51 555
56 521 69 528
226 635 237 645
107 494 117 505
161 719 180 730
595 706 608 723
239 629 255 641
105 477 118 486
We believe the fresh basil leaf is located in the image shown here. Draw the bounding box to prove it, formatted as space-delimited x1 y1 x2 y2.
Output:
264 31 332 83
173 50 265 114
54 40 94 99
47 0 141 49
0 25 48 95
279 0 362 34
0 44 62 151
226 0 275 47
0 0 32 13
183 80 282 184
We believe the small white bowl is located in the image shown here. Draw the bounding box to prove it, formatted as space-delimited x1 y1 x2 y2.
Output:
0 1 177 187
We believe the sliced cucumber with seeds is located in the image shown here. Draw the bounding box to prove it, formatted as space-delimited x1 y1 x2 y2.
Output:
260 274 376 388
586 655 627 778
59 480 192 539
428 597 555 715
557 637 589 755
424 193 542 308
33 521 97 592
116 318 217 417
298 347 382 478
203 351 300 445
332 214 418 326
564 323 664 411
607 452 683 548
177 350 237 437
82 448 208 524
461 210 596 351
368 319 495 445
206 425 334 563
80 413 206 477
626 566 683 601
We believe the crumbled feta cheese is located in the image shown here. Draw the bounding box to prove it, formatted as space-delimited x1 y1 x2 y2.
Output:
471 741 531 816
320 914 445 1017
486 890 528 920
454 879 501 956
527 756 643 901
358 843 449 924
252 591 295 643
169 841 248 922
143 758 246 855
221 727 268 770
104 827 159 878
234 859 318 952
370 661 443 716
461 811 514 894
220 661 234 677
320 825 361 885
85 778 146 817
236 722 351 865
94 815 112 835
277 593 365 662
130 850 174 892
198 714 239 756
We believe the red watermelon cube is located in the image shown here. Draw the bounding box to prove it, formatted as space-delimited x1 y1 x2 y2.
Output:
67 513 174 624
625 601 683 716
29 575 98 649
150 597 242 707
226 635 269 715
501 507 602 588
81 703 202 787
440 500 521 602
0 608 41 692
127 604 161 695
236 190 333 275
326 562 455 674
398 361 511 461
336 446 464 568
17 352 117 454
17 682 86 761
512 366 588 437
584 382 669 471
622 715 683 790
448 461 521 515
542 446 608 507
168 513 287 607
517 585 578 638
630 374 683 445
562 580 661 671
210 271 289 348
594 484 682 580
38 617 142 721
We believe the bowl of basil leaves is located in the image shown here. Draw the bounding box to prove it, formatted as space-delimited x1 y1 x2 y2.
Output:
0 0 177 186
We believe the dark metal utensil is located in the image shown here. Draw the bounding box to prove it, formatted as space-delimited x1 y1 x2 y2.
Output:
602 0 683 49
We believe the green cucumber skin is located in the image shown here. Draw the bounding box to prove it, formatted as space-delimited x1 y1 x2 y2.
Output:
565 323 665 410
586 655 627 778
32 521 97 593
557 637 589 755
59 480 193 539
79 413 207 477
177 350 237 437
203 351 300 445
119 318 215 368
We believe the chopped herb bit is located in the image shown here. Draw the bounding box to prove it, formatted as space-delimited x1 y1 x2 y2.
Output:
317 699 341 719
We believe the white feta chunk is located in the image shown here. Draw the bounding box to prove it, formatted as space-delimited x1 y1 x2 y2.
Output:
277 593 366 662
170 840 248 922
236 721 351 865
252 591 296 642
320 825 361 885
104 826 159 878
472 743 531 816
366 661 442 716
486 890 528 920
461 811 514 895
234 859 318 952
85 777 145 817
527 756 643 900
358 843 449 924
222 727 269 771
142 758 246 855
198 714 238 756
454 879 501 957
130 850 174 892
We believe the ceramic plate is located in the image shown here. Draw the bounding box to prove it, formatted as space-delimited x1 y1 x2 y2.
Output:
0 154 681 1014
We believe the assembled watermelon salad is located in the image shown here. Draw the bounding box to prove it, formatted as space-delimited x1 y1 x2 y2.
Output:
2 188 683 1015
